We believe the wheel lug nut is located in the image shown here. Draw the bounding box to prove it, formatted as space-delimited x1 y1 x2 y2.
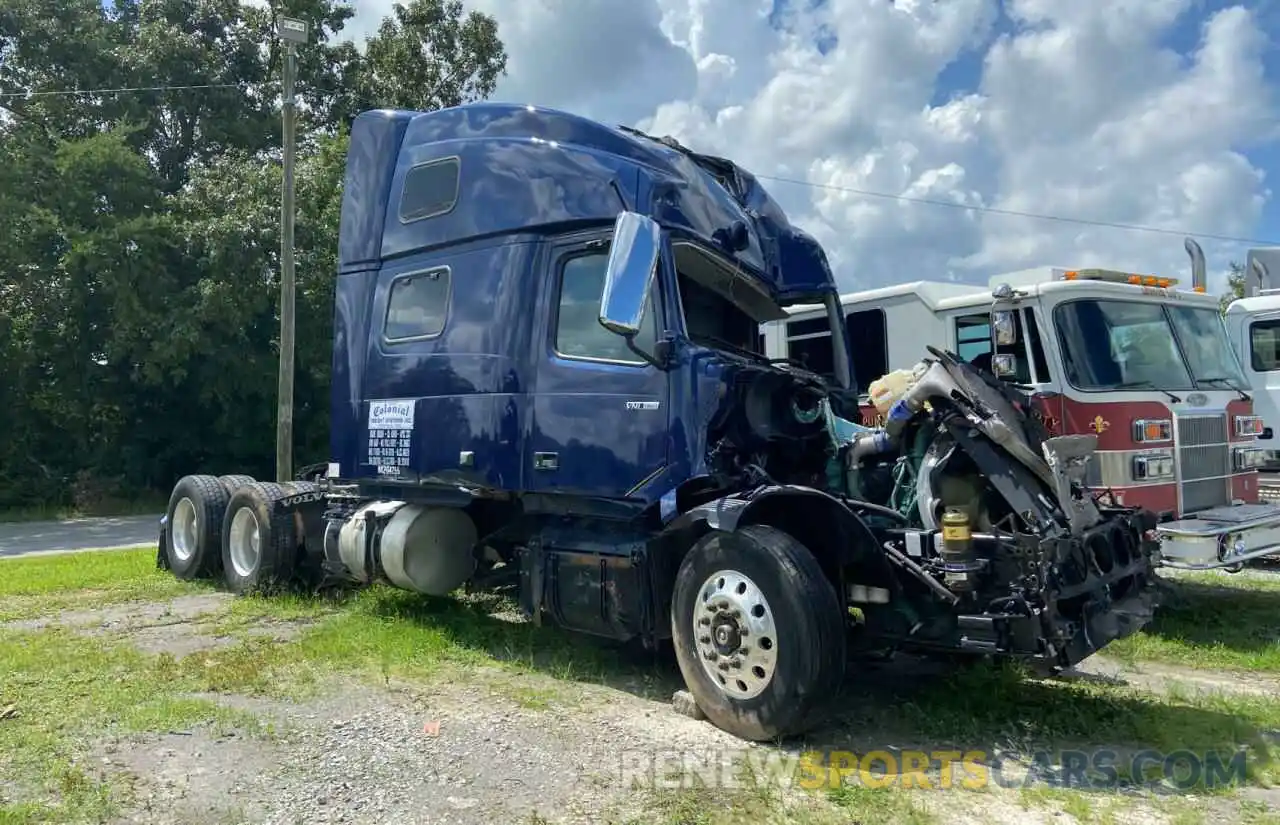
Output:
731 659 742 669
698 617 711 626
699 636 710 644
704 650 717 661
718 661 730 671
739 647 749 655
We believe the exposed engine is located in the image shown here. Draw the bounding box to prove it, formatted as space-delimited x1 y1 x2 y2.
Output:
706 346 1159 667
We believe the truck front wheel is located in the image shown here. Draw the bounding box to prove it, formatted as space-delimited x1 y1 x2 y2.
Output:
670 524 845 742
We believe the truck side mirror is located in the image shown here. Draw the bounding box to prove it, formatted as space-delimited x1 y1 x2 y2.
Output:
599 211 661 338
992 310 1017 345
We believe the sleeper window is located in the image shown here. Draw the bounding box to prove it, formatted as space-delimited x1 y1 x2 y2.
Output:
399 158 460 222
555 252 657 363
385 268 449 340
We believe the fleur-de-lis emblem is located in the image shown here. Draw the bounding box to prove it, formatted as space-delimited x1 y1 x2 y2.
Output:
1090 415 1110 433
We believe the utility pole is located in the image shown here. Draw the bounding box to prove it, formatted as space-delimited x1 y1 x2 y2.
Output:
275 16 308 482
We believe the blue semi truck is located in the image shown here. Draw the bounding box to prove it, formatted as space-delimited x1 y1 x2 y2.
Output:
157 102 1161 742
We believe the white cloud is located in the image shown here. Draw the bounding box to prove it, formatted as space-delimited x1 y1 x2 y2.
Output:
344 0 1276 293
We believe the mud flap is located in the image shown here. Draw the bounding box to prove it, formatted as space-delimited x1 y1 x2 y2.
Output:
156 517 170 571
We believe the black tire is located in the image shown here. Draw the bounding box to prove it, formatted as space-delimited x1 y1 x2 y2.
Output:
217 474 257 497
670 524 846 742
220 481 298 595
163 474 230 580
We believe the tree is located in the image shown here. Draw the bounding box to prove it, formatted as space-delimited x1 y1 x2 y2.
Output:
1222 261 1246 314
353 0 508 113
0 0 508 510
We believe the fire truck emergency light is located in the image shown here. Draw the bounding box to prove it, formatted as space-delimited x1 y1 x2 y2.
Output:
1061 269 1184 290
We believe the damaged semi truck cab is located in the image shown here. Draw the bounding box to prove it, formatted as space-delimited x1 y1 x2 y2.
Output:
158 103 1160 743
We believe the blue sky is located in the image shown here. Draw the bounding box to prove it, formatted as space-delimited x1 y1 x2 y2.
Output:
88 0 1280 288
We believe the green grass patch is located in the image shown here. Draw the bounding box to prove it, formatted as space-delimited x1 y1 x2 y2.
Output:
0 547 163 597
1106 573 1280 673
0 547 203 622
5 549 1280 820
0 628 262 824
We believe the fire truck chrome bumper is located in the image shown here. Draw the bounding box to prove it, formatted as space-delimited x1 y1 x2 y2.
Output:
1155 503 1280 569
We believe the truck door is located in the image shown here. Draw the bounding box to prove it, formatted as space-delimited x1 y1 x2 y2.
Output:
527 233 670 500
1243 311 1280 444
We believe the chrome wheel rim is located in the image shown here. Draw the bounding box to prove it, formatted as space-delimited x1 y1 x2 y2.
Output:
228 507 262 578
693 569 778 700
171 497 198 563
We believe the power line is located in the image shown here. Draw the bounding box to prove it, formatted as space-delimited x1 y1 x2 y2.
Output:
2 79 1276 246
0 82 261 99
755 173 1280 246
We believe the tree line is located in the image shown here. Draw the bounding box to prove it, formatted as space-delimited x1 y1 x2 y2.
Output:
0 0 508 512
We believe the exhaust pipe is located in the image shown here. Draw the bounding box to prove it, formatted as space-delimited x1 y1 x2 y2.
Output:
1251 258 1269 297
1184 237 1206 292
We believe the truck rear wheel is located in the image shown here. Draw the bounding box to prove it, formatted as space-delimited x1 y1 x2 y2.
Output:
164 474 229 580
217 474 256 496
220 482 297 595
670 524 845 741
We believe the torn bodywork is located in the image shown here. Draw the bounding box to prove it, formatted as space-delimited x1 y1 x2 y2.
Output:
839 347 1158 666
691 344 1160 670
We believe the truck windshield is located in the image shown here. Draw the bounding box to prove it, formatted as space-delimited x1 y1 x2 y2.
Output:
1054 299 1248 392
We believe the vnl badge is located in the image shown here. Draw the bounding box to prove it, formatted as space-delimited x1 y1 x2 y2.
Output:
1090 415 1110 434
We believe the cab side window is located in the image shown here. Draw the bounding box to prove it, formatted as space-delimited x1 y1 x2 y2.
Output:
955 314 993 368
1251 319 1280 372
554 251 658 364
385 267 450 341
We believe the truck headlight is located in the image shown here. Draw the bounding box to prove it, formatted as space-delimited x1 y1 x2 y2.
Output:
1235 415 1264 437
1132 452 1174 480
1234 446 1266 471
1132 418 1172 443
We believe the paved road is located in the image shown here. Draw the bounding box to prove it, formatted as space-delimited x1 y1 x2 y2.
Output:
0 514 161 558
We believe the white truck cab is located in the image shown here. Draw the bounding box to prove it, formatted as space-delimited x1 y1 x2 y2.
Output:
1222 247 1280 474
764 254 1280 571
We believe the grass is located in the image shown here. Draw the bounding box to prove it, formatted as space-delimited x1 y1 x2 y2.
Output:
0 546 201 622
591 766 938 824
5 549 1280 823
0 493 166 524
1105 570 1280 673
0 628 261 824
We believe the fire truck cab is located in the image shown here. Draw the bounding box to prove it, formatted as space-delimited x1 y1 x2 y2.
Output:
762 264 1280 571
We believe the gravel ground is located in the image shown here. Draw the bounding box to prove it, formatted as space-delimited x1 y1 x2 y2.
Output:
8 593 1280 825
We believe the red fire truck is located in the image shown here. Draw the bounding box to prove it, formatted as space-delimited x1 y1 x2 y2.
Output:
761 252 1280 571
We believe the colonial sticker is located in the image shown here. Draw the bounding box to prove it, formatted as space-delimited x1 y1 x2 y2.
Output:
367 400 415 473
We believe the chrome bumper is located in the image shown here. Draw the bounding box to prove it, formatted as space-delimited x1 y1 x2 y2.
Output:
1155 503 1280 570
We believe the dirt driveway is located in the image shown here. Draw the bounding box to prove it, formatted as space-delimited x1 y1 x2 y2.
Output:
1 576 1277 825
4 549 1280 825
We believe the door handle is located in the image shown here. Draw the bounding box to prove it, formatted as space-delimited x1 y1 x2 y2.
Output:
534 452 559 471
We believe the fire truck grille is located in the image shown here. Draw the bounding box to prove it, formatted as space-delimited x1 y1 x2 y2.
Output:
1176 413 1231 514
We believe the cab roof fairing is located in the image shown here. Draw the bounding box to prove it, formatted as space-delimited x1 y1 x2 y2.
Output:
337 103 838 306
